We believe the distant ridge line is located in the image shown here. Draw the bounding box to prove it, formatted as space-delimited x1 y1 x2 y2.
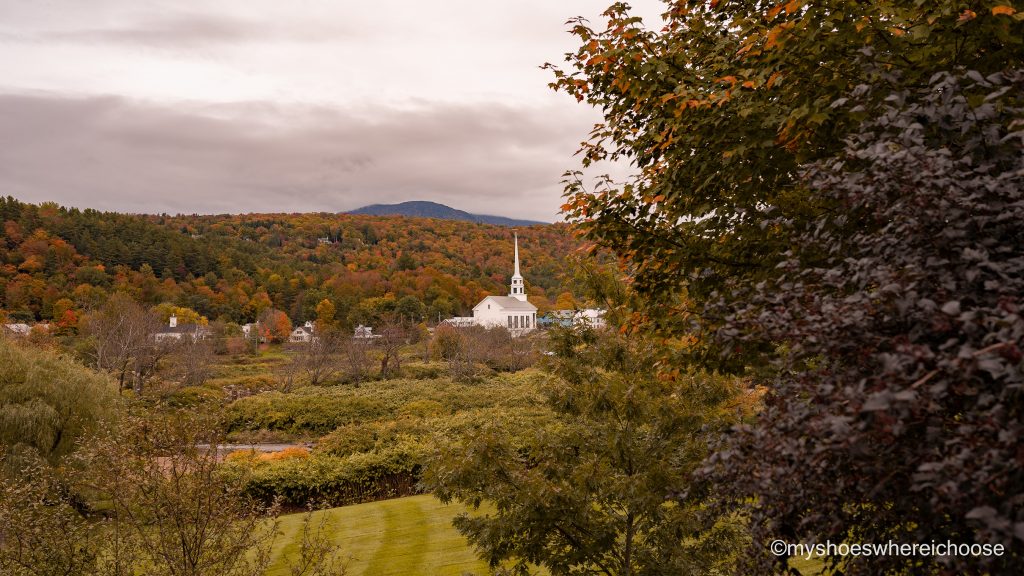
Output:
347 201 546 227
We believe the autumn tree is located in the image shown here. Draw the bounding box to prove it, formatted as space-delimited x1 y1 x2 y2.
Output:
152 303 206 326
432 324 488 381
315 298 336 329
551 0 1024 366
259 308 293 344
553 291 577 311
274 353 304 393
341 335 374 383
551 1 1024 573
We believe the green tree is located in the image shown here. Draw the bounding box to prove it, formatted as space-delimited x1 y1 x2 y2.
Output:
395 295 424 322
426 326 747 575
79 414 279 576
0 339 116 464
0 342 114 575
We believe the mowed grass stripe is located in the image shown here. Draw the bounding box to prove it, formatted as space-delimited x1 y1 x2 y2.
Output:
362 498 428 575
265 495 490 576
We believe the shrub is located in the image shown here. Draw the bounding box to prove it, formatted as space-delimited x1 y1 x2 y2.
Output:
228 446 425 508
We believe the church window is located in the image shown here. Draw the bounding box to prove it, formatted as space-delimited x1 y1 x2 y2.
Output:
508 316 512 328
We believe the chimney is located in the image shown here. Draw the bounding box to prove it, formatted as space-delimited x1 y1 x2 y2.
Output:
169 315 178 328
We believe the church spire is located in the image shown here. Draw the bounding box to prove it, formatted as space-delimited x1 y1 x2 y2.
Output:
513 233 521 277
509 233 527 301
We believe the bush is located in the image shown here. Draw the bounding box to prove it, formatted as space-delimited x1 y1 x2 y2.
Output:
228 446 425 508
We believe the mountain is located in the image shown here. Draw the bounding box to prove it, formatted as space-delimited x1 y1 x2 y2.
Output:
347 201 546 227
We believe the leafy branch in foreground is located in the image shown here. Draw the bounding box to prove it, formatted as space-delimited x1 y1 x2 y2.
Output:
549 0 1024 368
700 69 1024 575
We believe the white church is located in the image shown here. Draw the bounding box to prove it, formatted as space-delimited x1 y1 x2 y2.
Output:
447 234 538 335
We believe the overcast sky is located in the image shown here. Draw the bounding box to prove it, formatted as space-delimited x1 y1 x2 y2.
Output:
0 1 665 222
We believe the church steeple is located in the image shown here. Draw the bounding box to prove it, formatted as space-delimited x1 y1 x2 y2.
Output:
513 233 521 277
509 233 527 301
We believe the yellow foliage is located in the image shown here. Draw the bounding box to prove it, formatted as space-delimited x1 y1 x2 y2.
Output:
258 446 310 461
225 449 259 463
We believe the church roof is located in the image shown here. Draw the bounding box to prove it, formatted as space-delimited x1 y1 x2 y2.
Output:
474 295 537 312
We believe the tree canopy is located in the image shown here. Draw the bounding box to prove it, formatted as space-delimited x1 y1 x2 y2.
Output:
551 0 1024 364
551 0 1024 573
426 325 748 576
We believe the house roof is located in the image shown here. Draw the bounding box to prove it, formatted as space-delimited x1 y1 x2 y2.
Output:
157 324 210 334
473 296 537 312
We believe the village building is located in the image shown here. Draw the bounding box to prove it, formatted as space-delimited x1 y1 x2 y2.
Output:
289 321 316 343
240 322 267 343
353 324 379 339
155 315 211 342
538 309 607 329
470 234 537 335
440 317 475 328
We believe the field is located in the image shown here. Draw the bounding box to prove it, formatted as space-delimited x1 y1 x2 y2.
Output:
265 495 490 576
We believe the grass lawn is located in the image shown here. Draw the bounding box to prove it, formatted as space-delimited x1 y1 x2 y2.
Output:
265 494 491 576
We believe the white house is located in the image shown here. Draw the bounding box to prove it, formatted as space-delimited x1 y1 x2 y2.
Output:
289 321 316 343
440 317 476 328
241 322 267 343
155 315 211 342
353 324 381 339
471 234 538 335
542 309 608 330
574 309 607 329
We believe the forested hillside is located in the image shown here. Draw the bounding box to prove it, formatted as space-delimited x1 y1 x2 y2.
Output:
0 197 583 327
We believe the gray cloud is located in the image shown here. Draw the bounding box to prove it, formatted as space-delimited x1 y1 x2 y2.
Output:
3 11 354 51
46 14 263 48
0 93 610 221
